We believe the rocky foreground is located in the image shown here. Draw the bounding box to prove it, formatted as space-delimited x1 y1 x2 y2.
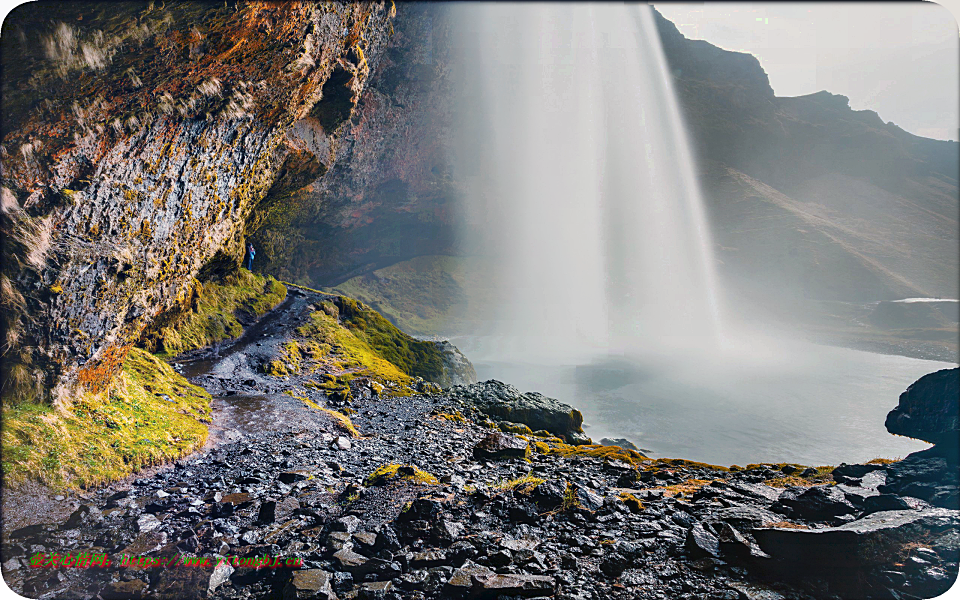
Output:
3 289 959 600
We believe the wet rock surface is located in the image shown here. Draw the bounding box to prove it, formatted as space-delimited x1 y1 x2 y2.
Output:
3 293 958 600
442 380 589 444
885 368 959 448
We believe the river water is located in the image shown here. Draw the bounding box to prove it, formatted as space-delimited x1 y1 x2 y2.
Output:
465 340 956 467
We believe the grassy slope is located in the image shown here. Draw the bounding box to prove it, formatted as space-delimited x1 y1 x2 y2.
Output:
2 348 211 489
142 269 287 359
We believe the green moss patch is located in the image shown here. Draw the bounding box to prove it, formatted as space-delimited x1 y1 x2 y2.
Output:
332 296 445 382
141 270 286 358
364 464 439 487
296 303 415 392
300 397 360 438
1 348 211 490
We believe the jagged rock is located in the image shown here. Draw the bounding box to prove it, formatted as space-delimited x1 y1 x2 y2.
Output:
861 494 913 516
101 580 148 600
530 480 568 510
599 437 641 452
283 569 338 600
279 471 310 485
686 523 720 558
446 380 586 442
434 340 479 387
358 580 395 600
771 485 857 523
472 432 530 461
63 505 102 529
885 368 959 448
332 515 362 534
332 548 368 572
705 505 781 531
752 508 960 569
208 562 234 594
726 581 786 600
446 559 555 598
258 496 300 524
136 514 161 533
832 462 887 479
879 448 960 509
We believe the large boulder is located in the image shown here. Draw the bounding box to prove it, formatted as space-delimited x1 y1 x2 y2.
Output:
879 447 960 509
771 485 858 524
445 380 587 443
885 368 959 449
752 508 959 570
434 340 478 387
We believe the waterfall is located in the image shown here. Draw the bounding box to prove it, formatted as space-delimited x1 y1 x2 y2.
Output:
453 3 723 362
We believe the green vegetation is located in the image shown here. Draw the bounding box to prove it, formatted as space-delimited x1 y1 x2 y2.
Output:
334 296 444 382
536 441 651 468
1 348 210 489
364 464 439 487
141 270 286 358
296 301 415 392
619 492 644 513
495 474 545 492
433 410 468 424
300 397 360 438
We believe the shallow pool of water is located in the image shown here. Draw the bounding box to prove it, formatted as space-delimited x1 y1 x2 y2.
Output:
469 342 956 467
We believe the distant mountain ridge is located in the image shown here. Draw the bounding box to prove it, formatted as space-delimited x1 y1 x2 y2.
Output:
654 10 959 302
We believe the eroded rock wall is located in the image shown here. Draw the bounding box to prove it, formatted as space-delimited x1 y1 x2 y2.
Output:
0 1 395 403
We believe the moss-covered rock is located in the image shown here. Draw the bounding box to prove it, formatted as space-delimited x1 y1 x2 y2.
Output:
364 464 439 487
140 270 286 358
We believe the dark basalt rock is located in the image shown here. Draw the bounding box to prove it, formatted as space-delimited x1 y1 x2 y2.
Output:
885 368 959 449
686 523 721 558
283 569 338 600
445 380 587 443
599 437 642 452
771 485 858 524
879 447 960 509
445 560 555 598
472 432 530 461
752 508 960 569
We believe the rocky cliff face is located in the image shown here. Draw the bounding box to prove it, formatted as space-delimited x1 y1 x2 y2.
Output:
0 1 395 403
251 3 458 287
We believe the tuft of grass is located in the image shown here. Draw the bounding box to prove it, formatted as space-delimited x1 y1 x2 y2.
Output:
499 421 534 435
1 348 210 489
762 521 810 530
561 482 579 511
300 397 359 438
658 479 716 498
495 474 546 492
433 410 468 424
364 464 439 487
542 442 649 468
866 457 899 465
141 270 286 358
619 492 644 513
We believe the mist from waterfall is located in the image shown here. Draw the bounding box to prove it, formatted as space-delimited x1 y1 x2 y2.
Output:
451 3 723 363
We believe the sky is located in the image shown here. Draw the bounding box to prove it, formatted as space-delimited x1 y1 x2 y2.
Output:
653 2 960 141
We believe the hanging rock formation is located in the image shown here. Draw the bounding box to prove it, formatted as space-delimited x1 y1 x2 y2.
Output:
0 1 395 403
